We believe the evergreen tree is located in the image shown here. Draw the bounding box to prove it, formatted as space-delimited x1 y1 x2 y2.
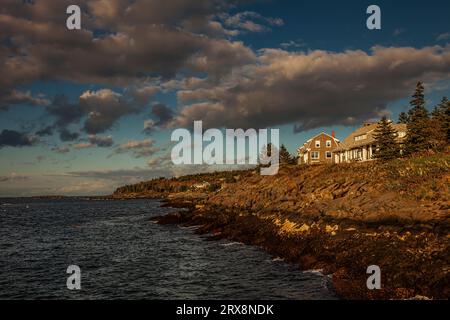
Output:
429 97 450 149
435 97 449 140
398 112 409 124
373 117 401 160
279 144 294 165
405 82 430 155
445 97 450 143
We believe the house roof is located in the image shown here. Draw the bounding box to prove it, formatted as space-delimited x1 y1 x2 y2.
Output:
333 122 407 152
297 132 340 154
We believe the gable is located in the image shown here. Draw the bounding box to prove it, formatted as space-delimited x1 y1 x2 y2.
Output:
299 132 340 153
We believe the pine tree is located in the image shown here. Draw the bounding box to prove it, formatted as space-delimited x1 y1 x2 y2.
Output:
279 144 294 165
398 112 409 124
373 117 401 161
405 82 430 155
435 97 449 142
429 97 450 149
445 97 450 143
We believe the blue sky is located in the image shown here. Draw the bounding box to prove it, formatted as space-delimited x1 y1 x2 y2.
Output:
0 0 449 196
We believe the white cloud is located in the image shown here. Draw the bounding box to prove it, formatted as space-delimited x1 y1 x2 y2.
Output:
170 45 450 132
113 139 160 158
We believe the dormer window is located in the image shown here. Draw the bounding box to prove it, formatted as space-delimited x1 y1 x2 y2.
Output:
355 134 367 142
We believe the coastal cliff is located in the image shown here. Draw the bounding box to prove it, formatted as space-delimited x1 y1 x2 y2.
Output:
114 154 450 300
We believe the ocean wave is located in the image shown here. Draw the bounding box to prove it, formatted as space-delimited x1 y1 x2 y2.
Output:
178 225 202 230
303 269 325 275
220 242 244 247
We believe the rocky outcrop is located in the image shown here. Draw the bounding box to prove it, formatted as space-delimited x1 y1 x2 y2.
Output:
119 155 450 300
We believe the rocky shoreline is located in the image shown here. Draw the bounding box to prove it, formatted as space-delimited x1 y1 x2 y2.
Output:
114 155 450 300
151 197 447 300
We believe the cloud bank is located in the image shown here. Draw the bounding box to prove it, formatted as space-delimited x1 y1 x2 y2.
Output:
171 46 450 131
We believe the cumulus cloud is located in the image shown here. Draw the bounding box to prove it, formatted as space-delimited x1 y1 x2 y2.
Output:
162 77 207 91
131 86 159 105
46 89 149 139
143 119 156 135
73 135 114 149
0 130 38 148
46 95 84 129
112 139 160 158
141 104 175 135
0 0 256 101
88 134 114 147
2 0 450 151
87 0 229 29
0 90 49 110
170 45 450 132
80 89 141 134
0 0 270 144
220 11 284 34
147 153 173 169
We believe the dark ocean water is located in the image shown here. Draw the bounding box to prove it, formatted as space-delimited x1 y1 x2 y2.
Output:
0 198 336 300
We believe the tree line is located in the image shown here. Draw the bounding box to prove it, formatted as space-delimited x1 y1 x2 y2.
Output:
374 82 449 161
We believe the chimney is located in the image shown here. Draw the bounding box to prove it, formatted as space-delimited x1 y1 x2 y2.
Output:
332 130 336 138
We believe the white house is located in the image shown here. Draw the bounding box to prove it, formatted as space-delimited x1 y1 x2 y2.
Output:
333 122 407 163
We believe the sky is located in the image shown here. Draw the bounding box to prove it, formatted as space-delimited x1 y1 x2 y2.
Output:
0 0 449 196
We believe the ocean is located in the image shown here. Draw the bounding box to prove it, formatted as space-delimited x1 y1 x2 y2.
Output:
0 198 336 299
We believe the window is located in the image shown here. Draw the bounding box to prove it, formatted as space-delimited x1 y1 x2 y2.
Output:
355 134 367 142
315 140 320 148
326 151 332 159
326 140 332 148
311 151 320 160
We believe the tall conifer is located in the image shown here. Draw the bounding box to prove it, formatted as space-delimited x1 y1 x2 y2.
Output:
373 117 400 160
405 82 430 154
